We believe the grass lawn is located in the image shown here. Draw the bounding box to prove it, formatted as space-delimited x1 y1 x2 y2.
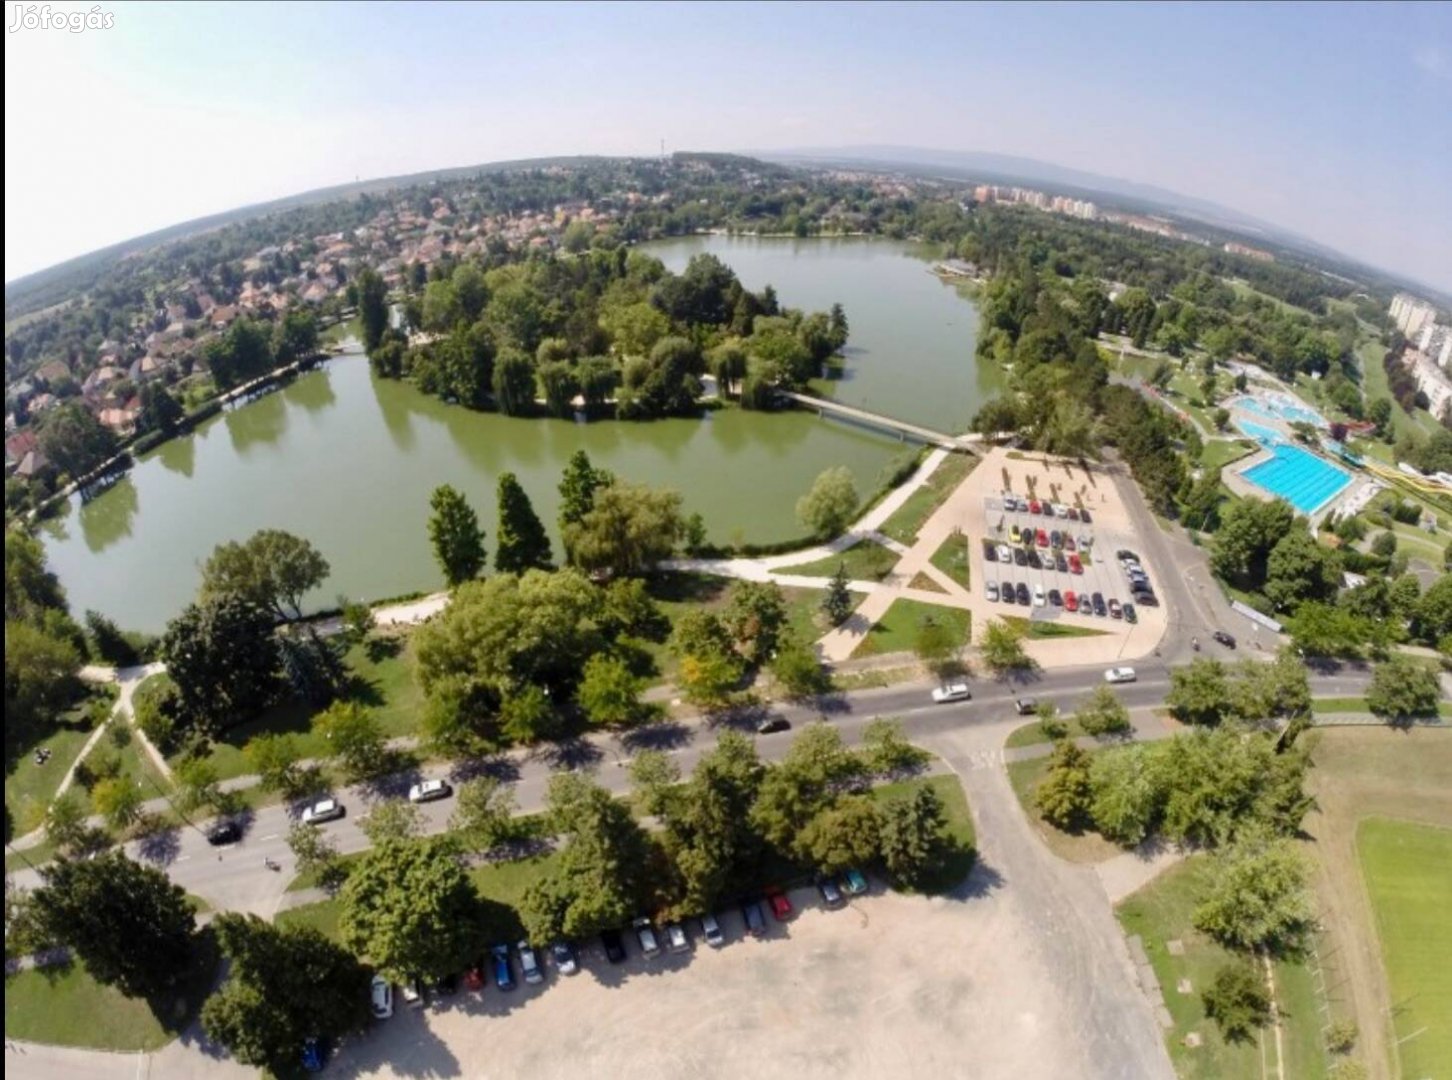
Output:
851 598 971 659
907 570 947 593
1000 615 1107 640
1005 755 1122 864
865 773 975 894
927 533 971 589
70 724 175 816
3 937 218 1052
1313 697 1452 718
5 684 117 838
878 452 979 546
171 636 423 782
782 538 899 582
1005 720 1088 749
1357 817 1452 1078
1117 855 1327 1080
1199 438 1256 472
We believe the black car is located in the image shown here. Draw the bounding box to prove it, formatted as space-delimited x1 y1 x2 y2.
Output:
756 717 791 735
1001 582 1017 604
1026 550 1042 570
1055 553 1069 573
600 929 627 964
1212 630 1237 649
983 541 997 562
1015 582 1031 605
206 821 241 846
1116 549 1140 563
1091 592 1107 617
741 898 767 937
1132 588 1159 607
1048 589 1063 607
1123 602 1138 624
1079 508 1093 524
1012 547 1027 567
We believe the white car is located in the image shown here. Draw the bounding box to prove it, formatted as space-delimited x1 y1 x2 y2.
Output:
407 779 452 804
301 797 344 824
370 975 393 1020
517 941 544 984
985 581 1000 602
701 913 725 948
665 921 691 953
932 683 972 704
1033 584 1046 607
997 543 1012 563
1104 667 1137 684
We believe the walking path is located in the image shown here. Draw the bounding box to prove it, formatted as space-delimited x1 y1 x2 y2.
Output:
778 390 987 453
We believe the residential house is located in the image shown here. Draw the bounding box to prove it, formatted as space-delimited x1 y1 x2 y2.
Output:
5 429 38 470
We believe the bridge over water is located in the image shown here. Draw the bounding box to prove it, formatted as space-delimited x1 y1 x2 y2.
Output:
777 390 987 454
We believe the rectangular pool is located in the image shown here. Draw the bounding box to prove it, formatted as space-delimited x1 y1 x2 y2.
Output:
1242 443 1351 514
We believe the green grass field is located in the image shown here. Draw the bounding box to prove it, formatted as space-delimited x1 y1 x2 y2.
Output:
1200 438 1256 472
1357 817 1452 1079
784 538 900 582
1000 615 1107 640
1117 856 1327 1080
927 533 971 589
851 598 971 659
878 453 979 546
5 684 117 838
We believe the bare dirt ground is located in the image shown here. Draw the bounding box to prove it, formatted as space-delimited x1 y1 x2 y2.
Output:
1301 726 1452 1080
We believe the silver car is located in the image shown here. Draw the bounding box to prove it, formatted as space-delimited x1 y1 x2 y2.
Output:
701 913 725 948
517 941 543 984
665 921 691 954
301 797 343 824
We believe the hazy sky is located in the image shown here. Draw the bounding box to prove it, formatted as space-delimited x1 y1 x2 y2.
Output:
6 1 1450 292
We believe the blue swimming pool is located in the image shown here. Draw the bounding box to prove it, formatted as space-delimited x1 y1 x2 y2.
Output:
1242 444 1351 514
1236 394 1326 428
1234 418 1284 445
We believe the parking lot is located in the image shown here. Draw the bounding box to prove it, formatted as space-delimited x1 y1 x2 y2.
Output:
330 883 1123 1079
950 448 1167 664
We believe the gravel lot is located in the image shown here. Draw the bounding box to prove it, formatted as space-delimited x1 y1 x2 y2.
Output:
332 883 1104 1079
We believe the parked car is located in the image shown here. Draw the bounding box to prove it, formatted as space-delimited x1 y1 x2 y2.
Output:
701 913 725 947
1049 529 1061 548
1048 588 1063 607
1069 554 1083 574
1001 582 1017 604
982 539 997 562
1028 500 1040 515
1055 553 1069 573
401 977 425 1008
1079 508 1093 524
1067 506 1080 521
1108 598 1122 619
1013 697 1038 715
1010 525 1022 544
1015 582 1030 605
1033 584 1046 607
1026 550 1041 570
407 779 451 803
1123 602 1137 624
302 1037 328 1074
1092 592 1107 617
1035 528 1049 548
665 922 691 953
985 581 999 602
757 716 791 735
932 682 972 704
601 929 627 964
1213 630 1238 649
1062 535 1076 552
301 797 343 824
1064 590 1078 612
370 975 393 1020
1104 667 1137 684
433 971 459 997
741 898 767 937
841 868 869 896
490 944 515 990
766 889 794 921
817 877 846 908
633 917 661 957
1055 504 1069 518
1132 588 1159 607
464 962 485 991
996 544 1011 563
517 941 543 984
1116 549 1140 563
550 941 579 975
205 820 240 846
1012 547 1027 567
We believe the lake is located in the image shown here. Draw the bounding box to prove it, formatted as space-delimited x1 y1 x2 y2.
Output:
40 236 994 632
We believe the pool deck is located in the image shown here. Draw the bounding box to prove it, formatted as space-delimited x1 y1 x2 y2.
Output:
1225 441 1363 524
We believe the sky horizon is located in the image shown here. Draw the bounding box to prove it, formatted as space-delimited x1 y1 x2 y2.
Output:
5 1 1450 295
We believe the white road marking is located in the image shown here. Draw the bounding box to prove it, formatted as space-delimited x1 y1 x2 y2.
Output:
259 833 278 841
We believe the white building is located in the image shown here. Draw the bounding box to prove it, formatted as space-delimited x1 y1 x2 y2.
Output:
1390 292 1438 339
1405 349 1452 421
1416 321 1452 370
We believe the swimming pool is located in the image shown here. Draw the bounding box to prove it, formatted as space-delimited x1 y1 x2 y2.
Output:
1236 393 1326 428
1234 418 1284 445
1242 443 1351 514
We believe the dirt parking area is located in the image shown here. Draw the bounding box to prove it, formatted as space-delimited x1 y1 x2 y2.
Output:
332 883 1101 1079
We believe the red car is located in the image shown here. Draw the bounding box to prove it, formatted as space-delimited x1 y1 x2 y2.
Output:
464 962 485 992
1064 590 1078 612
1028 499 1041 514
1036 528 1048 548
765 889 793 921
1069 553 1083 574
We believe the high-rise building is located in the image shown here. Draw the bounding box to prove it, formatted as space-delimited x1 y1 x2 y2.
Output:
1390 293 1438 338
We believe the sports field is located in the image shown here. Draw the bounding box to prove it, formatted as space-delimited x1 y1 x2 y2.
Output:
1357 818 1452 1079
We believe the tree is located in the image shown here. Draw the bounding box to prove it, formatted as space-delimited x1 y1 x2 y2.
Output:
427 484 486 587
1075 685 1132 736
752 723 865 853
1193 838 1314 953
822 562 854 626
978 618 1031 675
724 580 789 664
271 309 320 366
36 401 119 480
770 632 831 699
199 528 330 621
1263 528 1339 611
160 596 281 739
1088 748 1163 847
32 852 195 999
1166 659 1234 727
628 750 682 819
1035 740 1094 829
136 382 184 437
558 449 613 540
245 733 314 800
1201 961 1272 1043
356 268 389 354
499 683 558 744
449 776 519 853
564 481 684 578
84 609 139 666
799 798 880 874
175 755 224 814
1230 651 1311 724
1285 601 1378 658
577 653 646 727
1366 396 1392 438
494 472 552 573
360 799 423 846
1210 498 1297 589
796 467 858 538
92 776 144 832
492 347 536 415
677 652 743 708
860 717 930 777
1411 575 1452 646
519 774 653 943
340 837 484 981
316 700 389 782
202 913 369 1076
43 791 91 855
4 618 81 730
877 784 950 887
1365 656 1442 723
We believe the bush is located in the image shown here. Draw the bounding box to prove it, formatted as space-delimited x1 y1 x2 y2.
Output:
1201 960 1271 1042
1325 1018 1357 1055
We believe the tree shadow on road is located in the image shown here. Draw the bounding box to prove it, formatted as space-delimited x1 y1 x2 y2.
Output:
952 857 1006 901
617 720 692 753
447 755 521 784
531 737 603 772
134 822 182 866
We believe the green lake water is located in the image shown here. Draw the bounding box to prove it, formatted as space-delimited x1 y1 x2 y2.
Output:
40 236 994 632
